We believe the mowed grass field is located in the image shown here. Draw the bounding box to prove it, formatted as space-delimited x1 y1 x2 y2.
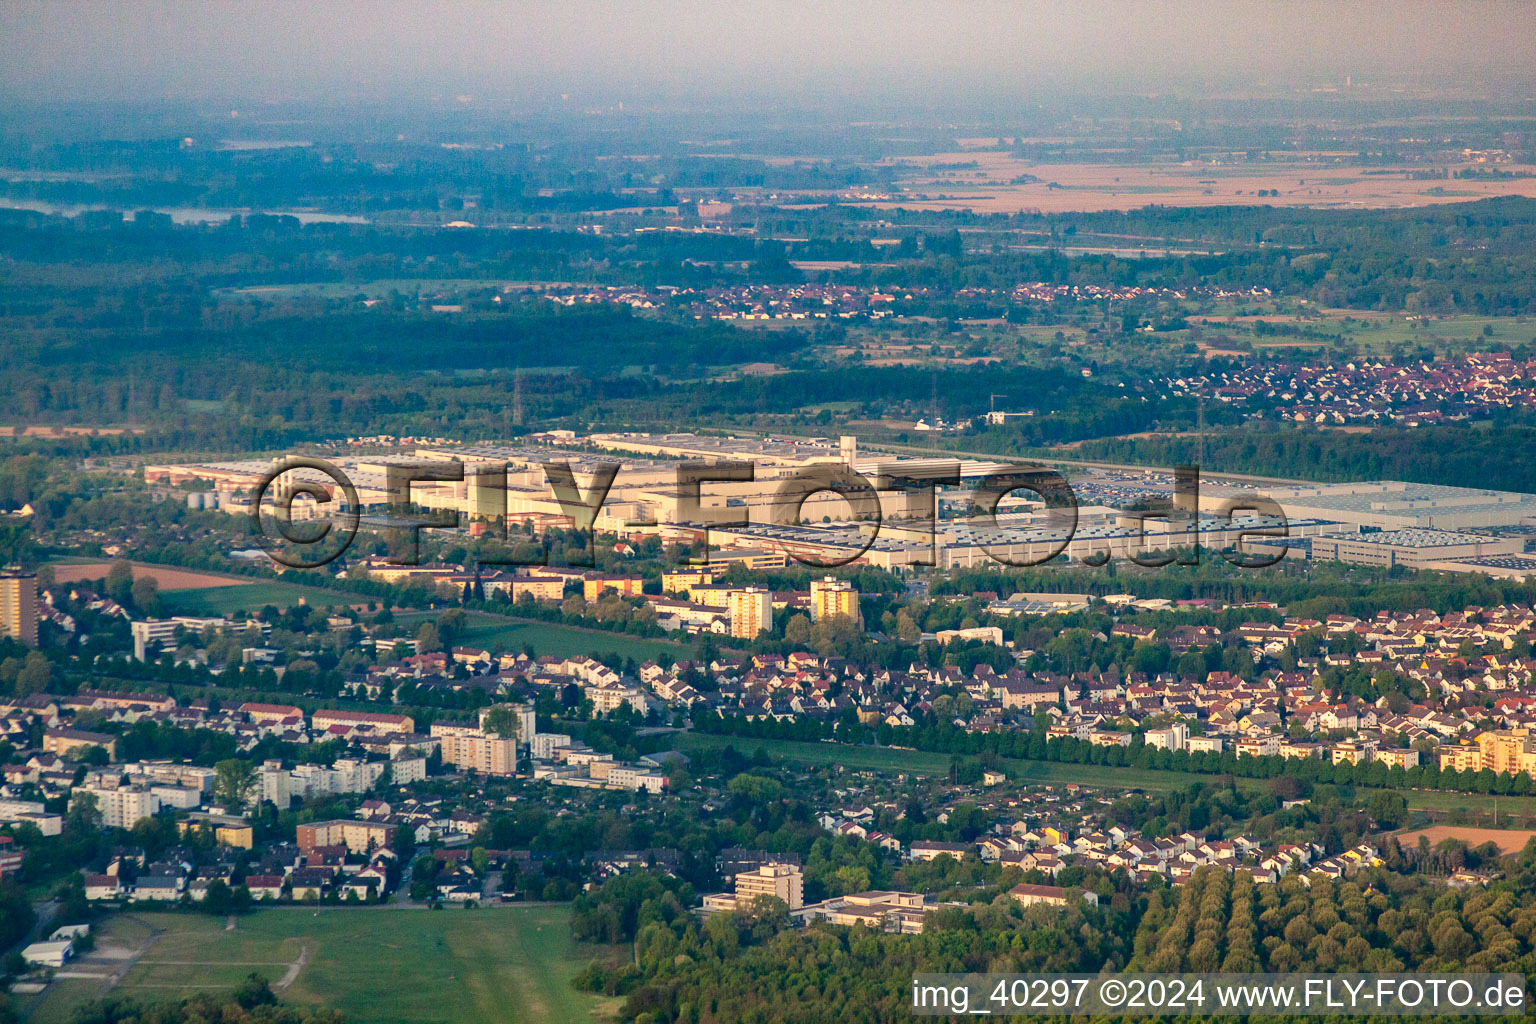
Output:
160 580 358 615
455 618 686 661
675 732 1203 789
60 906 619 1024
151 571 690 659
395 609 690 661
60 556 694 660
674 734 1536 819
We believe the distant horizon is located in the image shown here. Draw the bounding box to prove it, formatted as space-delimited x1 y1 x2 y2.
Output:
3 0 1535 108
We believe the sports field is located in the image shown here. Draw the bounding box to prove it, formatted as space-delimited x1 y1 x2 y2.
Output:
31 906 620 1024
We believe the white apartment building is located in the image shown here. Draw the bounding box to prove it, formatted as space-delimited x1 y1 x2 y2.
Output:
74 784 160 829
1144 722 1189 751
0 798 62 836
436 731 518 776
601 762 668 794
735 863 804 909
258 757 387 807
476 704 536 745
530 733 573 760
589 686 649 715
391 755 428 784
129 617 227 660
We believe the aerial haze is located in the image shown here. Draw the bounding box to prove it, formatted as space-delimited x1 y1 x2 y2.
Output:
9 5 1536 1024
3 0 1535 106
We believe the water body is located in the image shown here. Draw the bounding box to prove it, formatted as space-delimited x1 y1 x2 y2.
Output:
1007 243 1222 258
213 139 313 151
0 199 368 225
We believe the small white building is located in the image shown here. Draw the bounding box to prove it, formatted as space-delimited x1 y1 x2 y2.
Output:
50 924 90 942
22 940 73 968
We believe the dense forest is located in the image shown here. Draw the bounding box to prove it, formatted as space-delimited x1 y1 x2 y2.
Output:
61 979 344 1024
7 195 1536 312
571 845 1536 1024
1065 422 1536 494
5 190 1536 457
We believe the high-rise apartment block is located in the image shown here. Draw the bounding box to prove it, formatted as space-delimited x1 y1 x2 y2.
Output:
727 586 773 638
810 576 860 624
0 571 38 647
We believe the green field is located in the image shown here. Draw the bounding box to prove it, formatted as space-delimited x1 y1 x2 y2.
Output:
457 619 685 661
160 577 691 659
393 608 690 661
160 580 358 616
217 278 546 300
32 906 620 1024
676 733 1215 789
677 733 957 775
675 734 1536 818
1297 313 1535 353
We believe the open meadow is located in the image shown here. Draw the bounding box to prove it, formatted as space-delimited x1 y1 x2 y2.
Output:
28 906 621 1024
674 734 1536 822
159 580 359 615
396 609 691 661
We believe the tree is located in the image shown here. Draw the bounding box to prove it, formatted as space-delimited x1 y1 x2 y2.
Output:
416 622 441 653
67 791 102 832
436 608 469 643
1367 790 1407 829
214 758 257 812
810 613 863 657
15 651 52 696
105 559 134 605
285 658 320 681
130 575 161 615
784 614 812 645
726 774 783 804
233 972 277 1010
482 705 522 740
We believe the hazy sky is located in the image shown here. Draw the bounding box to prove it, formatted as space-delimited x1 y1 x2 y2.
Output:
4 0 1534 106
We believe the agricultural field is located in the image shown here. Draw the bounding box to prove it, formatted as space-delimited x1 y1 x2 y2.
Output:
215 278 541 301
47 562 254 591
869 153 1536 213
29 906 620 1024
45 559 361 616
1192 311 1536 354
1395 825 1536 856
